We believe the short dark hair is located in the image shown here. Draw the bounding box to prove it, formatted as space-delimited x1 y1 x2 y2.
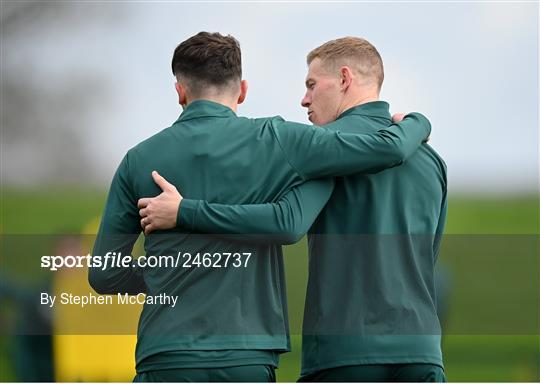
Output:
171 32 242 95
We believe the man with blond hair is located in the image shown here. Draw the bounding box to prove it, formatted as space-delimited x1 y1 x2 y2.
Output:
141 36 447 381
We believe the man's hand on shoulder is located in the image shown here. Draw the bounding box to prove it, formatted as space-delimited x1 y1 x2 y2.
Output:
138 171 183 235
392 113 406 123
393 112 430 142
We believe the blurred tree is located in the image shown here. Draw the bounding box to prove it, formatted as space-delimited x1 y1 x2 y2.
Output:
1 2 122 186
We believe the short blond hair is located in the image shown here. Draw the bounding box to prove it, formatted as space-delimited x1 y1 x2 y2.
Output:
307 37 384 91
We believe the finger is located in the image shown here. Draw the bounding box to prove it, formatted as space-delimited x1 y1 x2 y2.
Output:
139 208 148 218
145 224 155 235
152 171 174 192
392 113 406 123
140 217 150 229
138 198 151 209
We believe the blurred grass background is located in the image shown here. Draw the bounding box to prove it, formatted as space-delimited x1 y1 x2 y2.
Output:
0 189 539 381
2 190 538 235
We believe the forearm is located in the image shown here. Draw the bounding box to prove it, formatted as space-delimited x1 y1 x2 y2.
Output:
177 179 334 245
178 200 302 245
89 234 146 295
321 112 431 177
88 153 146 295
276 112 431 180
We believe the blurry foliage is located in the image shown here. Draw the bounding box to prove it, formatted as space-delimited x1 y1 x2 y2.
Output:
1 2 122 186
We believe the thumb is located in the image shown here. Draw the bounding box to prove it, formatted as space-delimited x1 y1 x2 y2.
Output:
152 171 175 192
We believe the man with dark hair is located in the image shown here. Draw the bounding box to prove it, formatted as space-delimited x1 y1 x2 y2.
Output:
90 32 431 382
171 32 244 101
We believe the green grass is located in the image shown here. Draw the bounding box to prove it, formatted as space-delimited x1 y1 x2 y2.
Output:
1 187 106 234
445 195 539 234
1 189 539 381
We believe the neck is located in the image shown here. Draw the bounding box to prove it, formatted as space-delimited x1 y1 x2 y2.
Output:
337 93 379 117
186 95 239 112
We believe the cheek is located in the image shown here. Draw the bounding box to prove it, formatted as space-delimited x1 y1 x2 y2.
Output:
317 84 338 107
313 89 328 105
317 93 335 114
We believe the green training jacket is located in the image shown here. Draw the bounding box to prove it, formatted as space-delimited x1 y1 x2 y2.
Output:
89 100 431 372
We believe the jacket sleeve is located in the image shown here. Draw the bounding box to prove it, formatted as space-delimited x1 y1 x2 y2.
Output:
272 112 431 180
433 166 448 260
177 178 334 245
88 153 146 294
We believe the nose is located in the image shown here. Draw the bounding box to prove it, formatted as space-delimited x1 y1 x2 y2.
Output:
301 93 310 108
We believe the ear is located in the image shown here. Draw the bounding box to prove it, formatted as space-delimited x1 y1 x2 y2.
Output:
339 66 353 92
238 79 248 104
175 82 187 106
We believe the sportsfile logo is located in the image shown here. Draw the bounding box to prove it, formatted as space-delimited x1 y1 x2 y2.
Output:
41 252 135 271
40 252 252 271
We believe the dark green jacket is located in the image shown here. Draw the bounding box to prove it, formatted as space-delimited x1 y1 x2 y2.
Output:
176 101 447 374
89 100 430 371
